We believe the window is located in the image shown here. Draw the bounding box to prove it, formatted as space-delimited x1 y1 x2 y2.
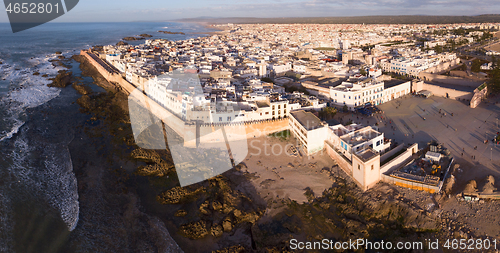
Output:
272 105 275 110
344 95 345 98
219 117 222 122
284 109 287 113
358 165 360 170
227 116 231 121
284 104 287 108
272 111 275 115
371 165 374 170
265 112 269 115
278 105 281 109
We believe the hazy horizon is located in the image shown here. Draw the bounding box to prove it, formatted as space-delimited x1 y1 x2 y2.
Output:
2 0 500 23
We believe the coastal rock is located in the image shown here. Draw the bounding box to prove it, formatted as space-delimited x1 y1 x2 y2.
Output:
232 209 261 224
463 180 478 193
443 175 455 194
179 220 209 239
213 245 246 253
92 45 104 52
123 36 145 41
139 34 153 38
130 148 161 163
135 162 173 177
210 223 223 237
48 70 73 88
199 200 211 215
116 41 129 46
76 95 94 111
211 201 223 211
158 30 185 35
33 72 40 76
174 210 187 217
157 186 205 204
55 51 62 54
222 217 233 232
72 83 92 95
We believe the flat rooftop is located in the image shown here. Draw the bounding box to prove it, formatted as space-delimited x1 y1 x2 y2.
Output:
356 148 379 162
316 77 347 88
341 127 382 146
384 79 407 89
256 101 270 108
290 110 324 131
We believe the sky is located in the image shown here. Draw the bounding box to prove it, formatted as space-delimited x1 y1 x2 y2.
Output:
1 0 500 23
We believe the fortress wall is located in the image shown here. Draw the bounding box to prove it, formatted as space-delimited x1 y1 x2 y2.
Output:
420 82 473 100
470 86 488 109
423 58 460 74
325 141 352 175
197 118 289 143
413 79 473 100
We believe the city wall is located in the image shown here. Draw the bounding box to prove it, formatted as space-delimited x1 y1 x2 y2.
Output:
470 85 488 109
412 81 474 100
423 58 460 74
325 141 352 175
380 143 405 162
380 143 418 174
197 118 290 144
81 50 137 95
418 73 483 88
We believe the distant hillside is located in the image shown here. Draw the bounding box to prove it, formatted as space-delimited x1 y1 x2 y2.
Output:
178 15 500 25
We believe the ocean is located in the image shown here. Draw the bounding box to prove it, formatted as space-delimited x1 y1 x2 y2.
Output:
0 22 214 252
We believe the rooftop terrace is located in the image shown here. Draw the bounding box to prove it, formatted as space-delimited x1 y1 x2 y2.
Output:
291 110 325 131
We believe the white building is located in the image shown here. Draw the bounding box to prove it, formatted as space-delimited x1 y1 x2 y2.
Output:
330 79 385 110
289 110 329 155
271 62 292 75
328 124 387 160
481 62 493 70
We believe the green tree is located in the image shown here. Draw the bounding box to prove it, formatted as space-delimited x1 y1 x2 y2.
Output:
488 65 500 94
449 40 456 51
434 45 443 54
359 68 367 76
319 107 338 120
471 59 482 73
